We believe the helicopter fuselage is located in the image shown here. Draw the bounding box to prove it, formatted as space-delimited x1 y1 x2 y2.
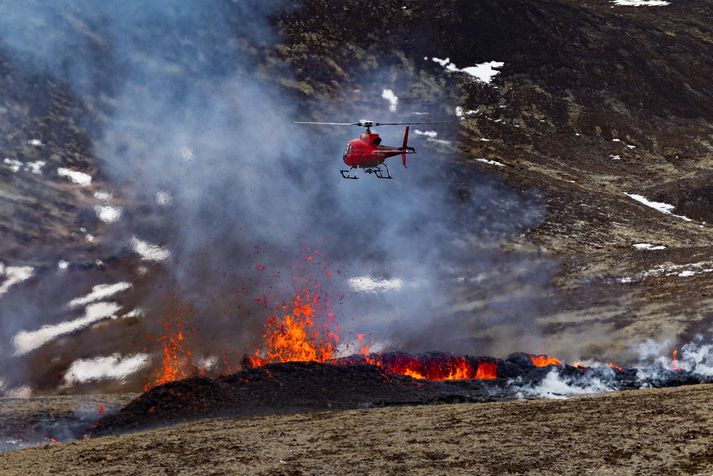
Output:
343 131 414 169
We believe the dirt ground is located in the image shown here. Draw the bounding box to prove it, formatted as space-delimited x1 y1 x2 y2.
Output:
2 384 713 475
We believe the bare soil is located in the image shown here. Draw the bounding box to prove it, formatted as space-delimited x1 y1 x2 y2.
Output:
3 383 713 475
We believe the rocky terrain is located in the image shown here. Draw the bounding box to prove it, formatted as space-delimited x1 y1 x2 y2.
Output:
3 383 713 475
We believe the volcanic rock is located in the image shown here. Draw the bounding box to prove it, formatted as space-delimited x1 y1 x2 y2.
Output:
92 362 511 436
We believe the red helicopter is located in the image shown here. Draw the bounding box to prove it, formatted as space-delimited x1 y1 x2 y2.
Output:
295 119 445 179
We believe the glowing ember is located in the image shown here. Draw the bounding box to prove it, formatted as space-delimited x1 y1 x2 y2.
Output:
255 290 338 364
608 362 625 372
672 349 680 370
357 333 370 355
530 354 561 367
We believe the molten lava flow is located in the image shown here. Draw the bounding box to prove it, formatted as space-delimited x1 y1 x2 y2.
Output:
446 359 472 380
358 354 497 381
402 368 428 379
608 362 625 372
255 291 337 364
475 361 498 379
530 354 561 367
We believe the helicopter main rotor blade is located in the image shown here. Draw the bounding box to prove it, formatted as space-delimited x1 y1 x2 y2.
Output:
374 121 451 126
293 121 357 126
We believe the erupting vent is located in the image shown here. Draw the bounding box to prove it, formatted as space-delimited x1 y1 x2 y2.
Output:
529 355 561 367
145 316 202 391
254 290 338 365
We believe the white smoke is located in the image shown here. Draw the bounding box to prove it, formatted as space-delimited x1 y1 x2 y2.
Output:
518 369 615 400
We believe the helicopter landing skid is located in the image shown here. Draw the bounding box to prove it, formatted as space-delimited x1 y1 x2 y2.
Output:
340 168 358 179
369 164 393 179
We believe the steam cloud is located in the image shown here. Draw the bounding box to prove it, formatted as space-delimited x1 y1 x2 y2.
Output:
0 0 552 392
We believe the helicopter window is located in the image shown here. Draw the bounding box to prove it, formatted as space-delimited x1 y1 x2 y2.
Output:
373 137 382 146
344 144 352 155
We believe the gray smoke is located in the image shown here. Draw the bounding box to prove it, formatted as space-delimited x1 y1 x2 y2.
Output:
0 0 554 390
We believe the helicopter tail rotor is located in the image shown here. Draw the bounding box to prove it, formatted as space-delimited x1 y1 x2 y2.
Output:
401 126 410 168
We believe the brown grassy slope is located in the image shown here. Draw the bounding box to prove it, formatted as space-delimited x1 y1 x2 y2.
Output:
3 384 713 475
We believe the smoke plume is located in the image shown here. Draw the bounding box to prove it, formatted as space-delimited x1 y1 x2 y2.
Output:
0 0 553 392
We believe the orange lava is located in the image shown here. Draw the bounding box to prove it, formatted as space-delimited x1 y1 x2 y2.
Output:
672 350 680 371
608 362 625 372
530 354 561 367
255 290 337 364
362 355 497 381
145 317 197 391
475 361 498 379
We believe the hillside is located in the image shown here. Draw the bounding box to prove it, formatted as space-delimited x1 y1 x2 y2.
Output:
0 0 711 395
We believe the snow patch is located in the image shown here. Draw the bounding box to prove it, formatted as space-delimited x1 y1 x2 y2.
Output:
348 276 403 293
14 302 121 355
57 167 92 186
381 89 399 112
181 147 194 161
4 159 46 175
63 353 149 385
0 264 34 298
25 160 45 175
633 243 666 251
27 138 42 147
3 158 21 172
95 205 122 223
414 129 438 138
625 193 692 222
94 190 113 201
612 0 669 6
476 158 505 167
156 190 173 206
68 282 132 309
454 107 477 118
618 261 713 283
130 237 171 262
432 57 504 84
